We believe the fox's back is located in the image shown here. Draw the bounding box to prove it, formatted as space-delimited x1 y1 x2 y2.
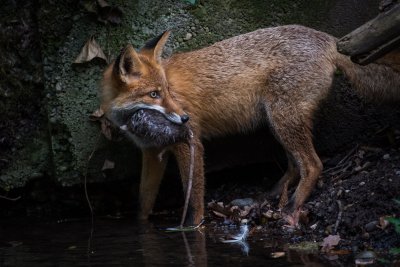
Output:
164 25 338 137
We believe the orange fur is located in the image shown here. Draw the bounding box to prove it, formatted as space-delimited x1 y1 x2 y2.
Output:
101 26 400 225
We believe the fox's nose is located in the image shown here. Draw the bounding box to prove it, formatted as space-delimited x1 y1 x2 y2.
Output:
180 114 190 123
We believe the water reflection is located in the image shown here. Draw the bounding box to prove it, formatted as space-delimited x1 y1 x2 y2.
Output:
0 217 349 266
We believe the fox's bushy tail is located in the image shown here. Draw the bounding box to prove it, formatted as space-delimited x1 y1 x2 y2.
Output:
334 52 400 103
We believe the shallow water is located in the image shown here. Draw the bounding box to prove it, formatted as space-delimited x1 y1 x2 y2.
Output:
0 217 346 266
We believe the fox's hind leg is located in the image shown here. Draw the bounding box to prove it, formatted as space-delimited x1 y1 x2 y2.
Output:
266 105 323 225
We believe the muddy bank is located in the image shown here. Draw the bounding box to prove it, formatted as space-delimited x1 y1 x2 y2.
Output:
205 127 400 257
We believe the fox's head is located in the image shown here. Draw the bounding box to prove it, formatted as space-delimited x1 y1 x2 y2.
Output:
101 31 190 147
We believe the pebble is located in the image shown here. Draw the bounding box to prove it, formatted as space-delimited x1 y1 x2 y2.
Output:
272 212 281 220
230 198 254 208
59 166 68 172
263 210 273 218
336 189 343 197
184 32 192 40
364 221 378 232
355 251 376 265
383 154 390 160
396 170 400 176
359 181 365 186
362 232 370 239
56 82 62 91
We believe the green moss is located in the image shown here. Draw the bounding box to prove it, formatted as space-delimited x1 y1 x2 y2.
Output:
0 136 50 190
288 241 319 252
37 0 348 187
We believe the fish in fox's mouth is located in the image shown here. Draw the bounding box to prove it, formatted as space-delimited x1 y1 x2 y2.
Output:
118 108 191 147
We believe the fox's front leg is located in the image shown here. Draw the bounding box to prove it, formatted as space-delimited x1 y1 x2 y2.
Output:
172 138 205 225
139 148 168 221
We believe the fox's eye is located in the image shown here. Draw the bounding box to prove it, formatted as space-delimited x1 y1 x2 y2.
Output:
149 91 160 98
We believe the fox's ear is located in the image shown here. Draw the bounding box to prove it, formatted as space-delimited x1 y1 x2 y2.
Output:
141 30 171 63
114 44 143 83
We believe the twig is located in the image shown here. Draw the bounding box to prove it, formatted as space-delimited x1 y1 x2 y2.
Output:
0 195 21 201
323 145 358 175
84 134 101 221
332 161 372 182
85 132 102 258
333 200 343 234
180 130 195 227
329 161 352 176
337 145 358 166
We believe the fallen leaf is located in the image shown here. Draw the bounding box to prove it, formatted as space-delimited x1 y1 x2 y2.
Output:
330 249 351 255
310 222 318 230
270 252 285 258
321 235 341 253
102 159 115 171
89 108 104 121
74 36 107 64
97 0 109 8
100 117 113 140
81 0 97 13
212 211 227 218
378 216 390 229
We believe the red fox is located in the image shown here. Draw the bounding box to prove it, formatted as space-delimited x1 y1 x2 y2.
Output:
101 25 400 225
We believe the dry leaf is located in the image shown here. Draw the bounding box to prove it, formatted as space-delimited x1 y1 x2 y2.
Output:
100 117 113 140
81 0 97 13
212 211 227 218
102 159 115 171
321 235 341 253
97 0 109 8
89 108 105 121
270 252 285 258
74 36 107 64
378 216 390 229
89 107 122 141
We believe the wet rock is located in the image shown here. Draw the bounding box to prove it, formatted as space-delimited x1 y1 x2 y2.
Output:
364 221 378 232
230 198 254 208
355 251 376 265
362 232 370 239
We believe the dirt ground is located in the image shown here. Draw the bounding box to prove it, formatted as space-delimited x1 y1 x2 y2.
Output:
205 126 400 256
